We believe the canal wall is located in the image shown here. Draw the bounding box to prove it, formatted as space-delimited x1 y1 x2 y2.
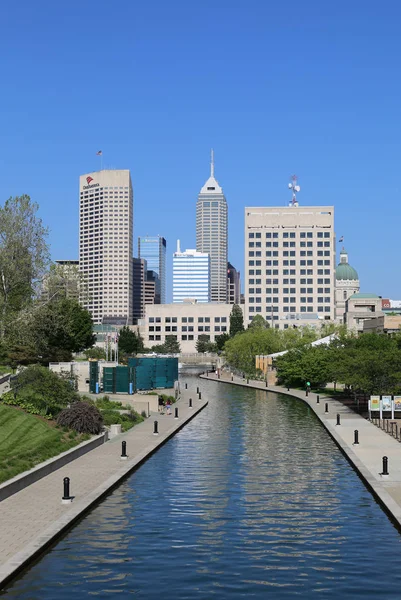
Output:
0 388 208 590
201 372 401 531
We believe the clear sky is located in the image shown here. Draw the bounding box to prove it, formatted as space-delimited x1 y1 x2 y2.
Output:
1 0 400 301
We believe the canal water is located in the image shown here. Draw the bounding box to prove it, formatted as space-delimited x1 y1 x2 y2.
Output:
3 379 401 599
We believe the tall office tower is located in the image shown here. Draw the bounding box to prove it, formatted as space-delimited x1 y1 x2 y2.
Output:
196 151 228 303
79 170 133 325
244 204 335 328
173 241 210 303
227 262 241 304
137 236 166 303
132 257 147 323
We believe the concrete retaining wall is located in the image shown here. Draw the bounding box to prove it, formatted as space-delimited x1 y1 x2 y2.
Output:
0 432 107 503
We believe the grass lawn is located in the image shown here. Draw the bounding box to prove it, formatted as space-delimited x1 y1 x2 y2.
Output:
0 405 90 484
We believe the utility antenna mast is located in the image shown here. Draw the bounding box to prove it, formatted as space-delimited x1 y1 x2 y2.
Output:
288 175 300 207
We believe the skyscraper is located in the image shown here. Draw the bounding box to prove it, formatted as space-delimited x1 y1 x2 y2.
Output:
79 170 133 325
196 151 228 303
138 236 166 303
173 242 210 303
244 204 335 328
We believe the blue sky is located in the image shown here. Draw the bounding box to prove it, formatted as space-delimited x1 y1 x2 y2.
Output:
1 0 400 301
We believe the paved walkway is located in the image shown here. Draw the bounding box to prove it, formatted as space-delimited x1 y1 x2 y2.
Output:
0 387 207 588
202 372 401 529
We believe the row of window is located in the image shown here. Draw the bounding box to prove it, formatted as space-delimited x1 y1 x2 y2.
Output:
149 316 227 323
249 231 331 238
248 306 332 313
249 278 331 285
249 297 331 303
250 251 331 257
249 241 331 248
249 287 331 294
149 325 227 333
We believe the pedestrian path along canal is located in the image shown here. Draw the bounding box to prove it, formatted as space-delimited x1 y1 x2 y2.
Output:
3 379 401 598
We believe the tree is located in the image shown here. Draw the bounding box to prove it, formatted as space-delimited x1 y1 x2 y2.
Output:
118 326 144 355
163 336 180 354
0 195 50 339
215 333 230 352
248 314 269 329
229 304 244 337
57 401 103 434
196 334 210 353
84 347 106 360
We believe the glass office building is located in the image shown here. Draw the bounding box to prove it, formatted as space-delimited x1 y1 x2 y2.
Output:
137 236 166 303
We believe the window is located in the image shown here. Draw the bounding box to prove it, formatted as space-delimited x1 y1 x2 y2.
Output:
181 317 187 323
149 317 154 323
215 317 220 323
198 317 204 323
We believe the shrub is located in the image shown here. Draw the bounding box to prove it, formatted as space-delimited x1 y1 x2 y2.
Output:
95 396 124 410
57 402 103 434
141 410 147 418
101 409 144 431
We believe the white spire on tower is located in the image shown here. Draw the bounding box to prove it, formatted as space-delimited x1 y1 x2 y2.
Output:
211 148 214 178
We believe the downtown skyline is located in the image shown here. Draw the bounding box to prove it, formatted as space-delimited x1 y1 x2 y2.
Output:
1 0 400 300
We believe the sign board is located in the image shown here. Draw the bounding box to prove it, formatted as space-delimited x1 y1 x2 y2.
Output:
394 396 401 411
369 396 381 411
382 396 392 411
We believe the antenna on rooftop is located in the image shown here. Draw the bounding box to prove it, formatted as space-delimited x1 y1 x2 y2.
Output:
288 175 300 206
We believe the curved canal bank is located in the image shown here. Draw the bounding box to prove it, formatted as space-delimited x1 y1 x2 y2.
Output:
201 372 401 530
0 388 207 590
3 378 401 599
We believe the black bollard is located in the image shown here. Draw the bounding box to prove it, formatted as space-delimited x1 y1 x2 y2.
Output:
247 378 249 384
198 391 202 400
391 422 394 436
382 456 389 476
174 407 178 419
153 420 159 435
354 430 359 445
189 398 193 408
185 383 188 389
231 375 234 382
287 387 289 391
62 477 72 504
317 395 320 404
121 440 128 460
305 389 309 397
336 413 341 426
197 386 199 394
266 380 268 387
325 403 329 413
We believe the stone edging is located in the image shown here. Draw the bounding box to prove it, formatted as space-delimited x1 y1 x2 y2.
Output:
0 432 107 503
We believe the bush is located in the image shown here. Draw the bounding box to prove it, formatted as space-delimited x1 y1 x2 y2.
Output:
95 396 124 410
57 402 103 434
141 410 147 418
101 409 144 431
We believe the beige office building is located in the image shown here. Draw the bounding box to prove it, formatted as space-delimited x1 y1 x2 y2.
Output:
79 170 133 325
244 206 335 328
140 301 233 353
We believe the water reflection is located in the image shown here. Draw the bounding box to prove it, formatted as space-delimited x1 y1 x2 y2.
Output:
3 380 401 599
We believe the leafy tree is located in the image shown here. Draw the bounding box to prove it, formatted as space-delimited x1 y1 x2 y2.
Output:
84 347 106 360
163 335 181 354
229 304 244 337
215 333 230 352
0 195 50 339
196 334 210 353
42 262 88 303
118 326 144 355
248 314 269 329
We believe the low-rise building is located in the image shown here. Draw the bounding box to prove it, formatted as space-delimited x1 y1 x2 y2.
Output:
344 293 383 332
140 301 235 353
363 314 401 335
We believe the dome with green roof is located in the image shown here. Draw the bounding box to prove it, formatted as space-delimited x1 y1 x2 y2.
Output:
336 248 359 281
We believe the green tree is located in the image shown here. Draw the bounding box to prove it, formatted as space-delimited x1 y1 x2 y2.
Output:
84 347 106 360
196 334 210 353
163 335 181 354
248 314 269 329
118 326 144 355
0 195 50 339
229 304 244 337
215 333 230 352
